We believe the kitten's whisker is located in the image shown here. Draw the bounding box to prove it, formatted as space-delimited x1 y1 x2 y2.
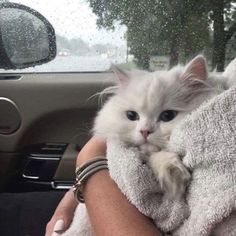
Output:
87 85 119 105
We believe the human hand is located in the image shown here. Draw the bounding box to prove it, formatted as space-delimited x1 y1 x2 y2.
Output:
45 189 78 236
45 137 106 236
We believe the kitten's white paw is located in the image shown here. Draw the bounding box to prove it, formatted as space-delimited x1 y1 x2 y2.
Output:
148 151 191 198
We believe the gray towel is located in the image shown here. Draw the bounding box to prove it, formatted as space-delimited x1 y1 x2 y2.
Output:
107 85 236 236
170 86 236 235
107 139 189 232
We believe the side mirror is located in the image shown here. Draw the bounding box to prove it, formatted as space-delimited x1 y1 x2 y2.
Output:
0 2 56 69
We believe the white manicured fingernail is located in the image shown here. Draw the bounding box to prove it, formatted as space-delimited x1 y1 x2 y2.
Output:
53 219 65 232
51 232 60 236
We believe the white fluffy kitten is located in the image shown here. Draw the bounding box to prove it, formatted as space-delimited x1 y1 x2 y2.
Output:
93 55 225 197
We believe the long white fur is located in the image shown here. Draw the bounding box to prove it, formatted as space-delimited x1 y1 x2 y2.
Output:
93 55 225 197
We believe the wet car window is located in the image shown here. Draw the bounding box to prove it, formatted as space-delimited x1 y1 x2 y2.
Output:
1 0 236 72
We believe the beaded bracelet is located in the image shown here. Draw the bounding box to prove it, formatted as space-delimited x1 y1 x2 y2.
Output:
73 157 108 203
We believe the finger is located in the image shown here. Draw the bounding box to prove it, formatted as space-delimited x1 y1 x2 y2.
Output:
53 219 65 233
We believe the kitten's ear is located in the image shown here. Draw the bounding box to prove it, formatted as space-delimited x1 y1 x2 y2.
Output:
111 64 130 85
181 55 208 81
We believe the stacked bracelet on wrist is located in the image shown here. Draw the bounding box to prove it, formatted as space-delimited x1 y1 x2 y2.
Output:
72 156 108 203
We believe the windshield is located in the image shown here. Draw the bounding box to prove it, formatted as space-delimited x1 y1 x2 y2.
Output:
1 0 236 72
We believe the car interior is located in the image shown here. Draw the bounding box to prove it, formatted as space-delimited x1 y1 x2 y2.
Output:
0 2 112 193
0 0 235 235
0 2 114 235
0 72 113 193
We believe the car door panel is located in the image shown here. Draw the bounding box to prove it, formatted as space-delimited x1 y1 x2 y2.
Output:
0 73 113 151
0 72 114 191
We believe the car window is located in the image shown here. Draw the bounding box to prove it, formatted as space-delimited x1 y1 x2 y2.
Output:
0 0 127 73
0 0 235 73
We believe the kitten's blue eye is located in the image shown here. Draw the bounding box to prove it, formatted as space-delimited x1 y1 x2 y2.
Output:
159 110 178 122
126 111 139 121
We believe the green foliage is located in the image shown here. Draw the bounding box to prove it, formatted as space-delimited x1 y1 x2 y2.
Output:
88 0 236 70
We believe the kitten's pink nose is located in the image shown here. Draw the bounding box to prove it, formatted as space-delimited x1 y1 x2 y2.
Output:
140 129 152 140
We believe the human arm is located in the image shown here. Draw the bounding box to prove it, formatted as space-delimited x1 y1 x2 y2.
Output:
46 137 161 236
77 137 162 236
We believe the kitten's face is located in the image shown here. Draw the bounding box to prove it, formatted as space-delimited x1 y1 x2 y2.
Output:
94 56 220 149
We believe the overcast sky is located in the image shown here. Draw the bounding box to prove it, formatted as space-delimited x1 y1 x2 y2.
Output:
12 0 127 46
